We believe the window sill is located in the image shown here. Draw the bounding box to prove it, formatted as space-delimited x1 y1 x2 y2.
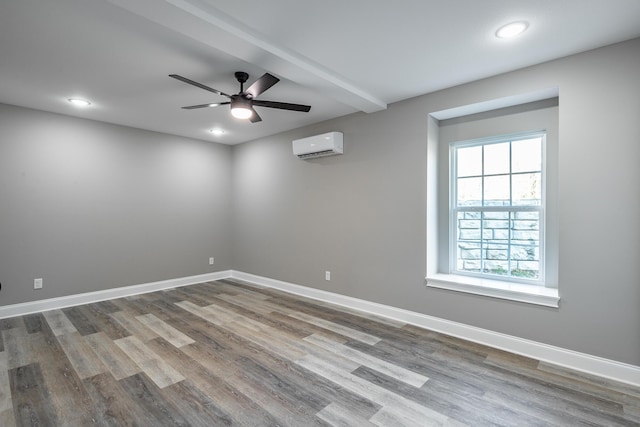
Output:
425 274 559 308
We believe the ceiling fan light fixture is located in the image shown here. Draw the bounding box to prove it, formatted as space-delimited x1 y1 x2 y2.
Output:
230 98 253 119
231 107 252 119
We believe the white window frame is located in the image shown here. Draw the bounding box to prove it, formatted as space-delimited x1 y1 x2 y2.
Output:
449 131 546 286
427 128 559 308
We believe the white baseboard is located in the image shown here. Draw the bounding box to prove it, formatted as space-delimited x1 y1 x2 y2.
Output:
230 270 640 388
0 270 232 319
2 269 638 388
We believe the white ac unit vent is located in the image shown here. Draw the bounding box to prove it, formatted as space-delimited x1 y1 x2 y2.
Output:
292 132 343 159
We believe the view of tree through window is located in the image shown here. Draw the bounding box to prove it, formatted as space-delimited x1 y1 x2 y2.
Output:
452 134 544 282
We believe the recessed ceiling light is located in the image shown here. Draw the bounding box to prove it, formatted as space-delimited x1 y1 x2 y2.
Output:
67 98 91 107
496 21 529 39
209 128 225 135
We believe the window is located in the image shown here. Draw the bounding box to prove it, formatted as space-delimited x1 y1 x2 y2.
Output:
451 132 545 285
426 96 559 307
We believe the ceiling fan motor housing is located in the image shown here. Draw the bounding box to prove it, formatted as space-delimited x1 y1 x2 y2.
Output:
231 96 252 110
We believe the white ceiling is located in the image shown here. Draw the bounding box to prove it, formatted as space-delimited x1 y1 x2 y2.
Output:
1 0 639 145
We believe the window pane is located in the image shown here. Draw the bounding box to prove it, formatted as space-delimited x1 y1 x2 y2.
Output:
484 142 510 175
457 177 482 206
482 211 509 276
512 172 541 206
457 146 482 177
483 175 509 206
483 215 509 241
511 211 540 279
457 211 481 240
483 243 509 276
457 211 481 272
512 137 542 173
457 241 481 272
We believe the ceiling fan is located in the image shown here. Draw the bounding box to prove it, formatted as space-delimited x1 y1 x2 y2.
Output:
169 71 311 123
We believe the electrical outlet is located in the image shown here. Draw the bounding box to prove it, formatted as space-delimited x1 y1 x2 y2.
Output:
34 278 43 289
209 257 215 265
325 271 331 281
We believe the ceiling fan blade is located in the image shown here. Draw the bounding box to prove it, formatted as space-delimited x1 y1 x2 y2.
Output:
249 107 262 123
253 100 311 112
169 74 231 98
245 73 280 99
181 102 230 110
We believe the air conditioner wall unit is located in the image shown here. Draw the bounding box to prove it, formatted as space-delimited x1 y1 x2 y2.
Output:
292 132 343 159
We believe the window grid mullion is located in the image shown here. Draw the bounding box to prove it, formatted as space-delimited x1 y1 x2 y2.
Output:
508 212 513 276
507 140 513 275
480 145 485 274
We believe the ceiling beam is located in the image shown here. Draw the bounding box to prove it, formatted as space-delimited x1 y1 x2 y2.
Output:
106 0 387 113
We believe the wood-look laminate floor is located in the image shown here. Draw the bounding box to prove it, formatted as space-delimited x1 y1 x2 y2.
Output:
1 279 639 426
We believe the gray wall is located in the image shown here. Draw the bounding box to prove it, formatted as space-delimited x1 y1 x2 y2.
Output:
0 104 233 306
232 38 640 366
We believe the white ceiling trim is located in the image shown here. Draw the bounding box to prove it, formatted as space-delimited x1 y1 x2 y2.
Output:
106 0 387 113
